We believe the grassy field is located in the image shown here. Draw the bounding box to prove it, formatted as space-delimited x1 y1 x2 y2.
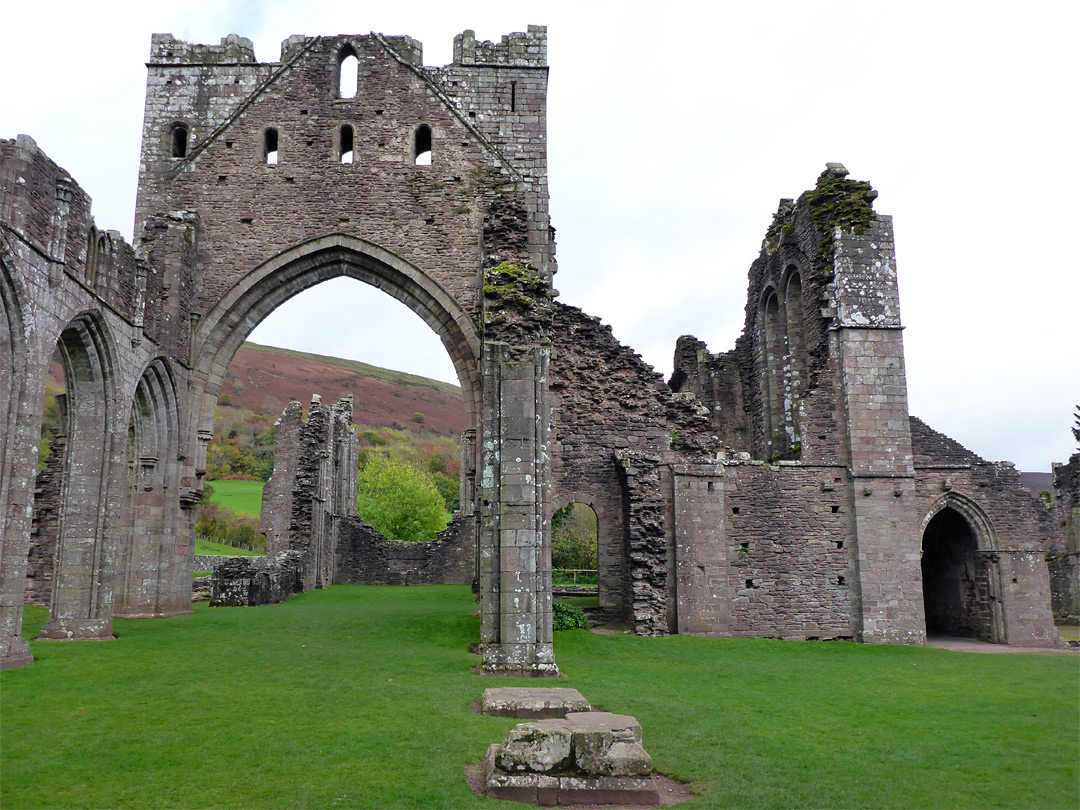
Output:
206 478 265 517
193 537 263 557
3 586 1077 809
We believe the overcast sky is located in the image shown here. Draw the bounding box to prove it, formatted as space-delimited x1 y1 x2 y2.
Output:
3 1 1077 471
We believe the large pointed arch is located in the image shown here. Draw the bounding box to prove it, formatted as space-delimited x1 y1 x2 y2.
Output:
190 234 481 439
115 356 184 618
39 310 120 641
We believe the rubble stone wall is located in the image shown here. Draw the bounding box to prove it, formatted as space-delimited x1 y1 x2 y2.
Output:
1050 454 1080 620
335 515 474 586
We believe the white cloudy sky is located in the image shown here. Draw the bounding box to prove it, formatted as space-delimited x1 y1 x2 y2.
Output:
2 1 1077 471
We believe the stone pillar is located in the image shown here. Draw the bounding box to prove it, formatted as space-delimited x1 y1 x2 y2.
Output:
833 219 924 644
479 343 556 675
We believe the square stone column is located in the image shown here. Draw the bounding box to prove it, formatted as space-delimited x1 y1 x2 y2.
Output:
479 343 557 675
832 221 924 644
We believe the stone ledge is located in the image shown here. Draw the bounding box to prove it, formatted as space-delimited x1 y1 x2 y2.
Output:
482 687 590 718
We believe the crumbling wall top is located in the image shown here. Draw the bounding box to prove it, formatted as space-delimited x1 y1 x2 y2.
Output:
453 26 547 67
149 33 256 65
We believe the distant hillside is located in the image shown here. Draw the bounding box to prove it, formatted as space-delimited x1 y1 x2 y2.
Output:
219 342 465 435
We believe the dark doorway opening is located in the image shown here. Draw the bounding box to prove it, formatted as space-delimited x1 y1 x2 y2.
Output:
921 507 996 640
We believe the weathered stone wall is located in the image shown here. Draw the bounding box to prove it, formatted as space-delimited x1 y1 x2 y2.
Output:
722 462 855 639
25 433 66 607
209 551 305 607
1 135 199 666
335 515 474 585
549 304 721 630
260 400 302 555
134 31 552 329
1050 454 1080 620
194 554 261 570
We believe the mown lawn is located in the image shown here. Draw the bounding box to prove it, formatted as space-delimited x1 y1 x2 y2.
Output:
206 478 265 517
3 586 1077 809
194 537 264 557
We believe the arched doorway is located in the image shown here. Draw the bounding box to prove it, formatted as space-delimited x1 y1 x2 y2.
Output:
921 504 1001 642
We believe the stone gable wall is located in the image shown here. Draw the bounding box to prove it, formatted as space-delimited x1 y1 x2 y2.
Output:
135 32 552 322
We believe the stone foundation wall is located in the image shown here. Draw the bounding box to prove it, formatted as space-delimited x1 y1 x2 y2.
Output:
209 551 305 607
194 554 263 571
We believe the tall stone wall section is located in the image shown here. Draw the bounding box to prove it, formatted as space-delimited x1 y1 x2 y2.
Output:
549 303 722 632
1050 454 1080 621
1 135 200 668
134 29 557 673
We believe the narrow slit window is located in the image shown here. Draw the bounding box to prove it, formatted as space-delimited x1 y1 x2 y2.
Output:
264 128 279 165
338 46 359 99
170 124 188 158
340 125 354 164
414 124 432 166
510 81 517 112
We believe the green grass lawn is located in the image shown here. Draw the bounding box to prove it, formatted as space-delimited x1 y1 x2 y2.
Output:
194 537 264 557
4 587 1077 809
206 478 264 517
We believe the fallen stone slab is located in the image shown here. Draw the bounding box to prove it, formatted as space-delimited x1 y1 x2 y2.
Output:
482 687 591 718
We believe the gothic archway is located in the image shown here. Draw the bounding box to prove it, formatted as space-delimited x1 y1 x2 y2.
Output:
920 496 1002 642
115 357 184 618
38 312 120 641
190 235 481 442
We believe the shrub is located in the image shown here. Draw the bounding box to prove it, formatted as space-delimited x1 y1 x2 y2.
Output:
552 601 589 631
357 452 448 543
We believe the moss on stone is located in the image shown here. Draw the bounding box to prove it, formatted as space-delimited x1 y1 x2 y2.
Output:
798 171 877 262
483 261 547 311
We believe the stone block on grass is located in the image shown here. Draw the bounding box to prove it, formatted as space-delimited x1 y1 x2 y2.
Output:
482 686 590 718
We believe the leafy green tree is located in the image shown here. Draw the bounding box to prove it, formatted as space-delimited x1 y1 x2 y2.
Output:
1073 405 1079 448
357 453 448 542
552 503 598 572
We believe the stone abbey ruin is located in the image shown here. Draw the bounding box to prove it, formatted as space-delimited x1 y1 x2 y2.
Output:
2 27 1077 673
